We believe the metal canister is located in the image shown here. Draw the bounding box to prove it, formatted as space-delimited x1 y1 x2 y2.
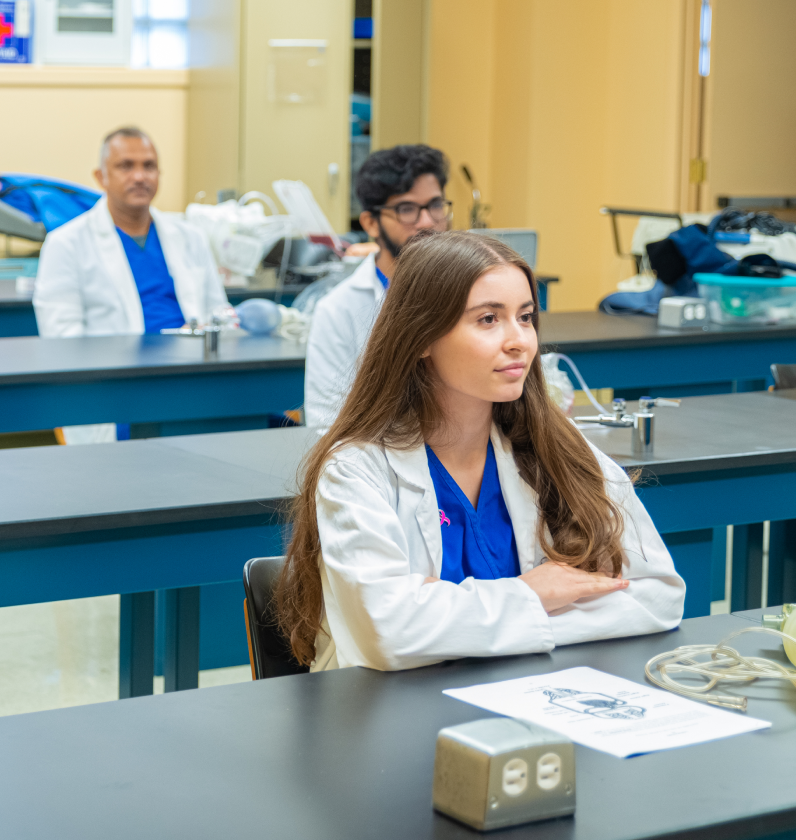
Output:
631 411 654 456
203 325 221 360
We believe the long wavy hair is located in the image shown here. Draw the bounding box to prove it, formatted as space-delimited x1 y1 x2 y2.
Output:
277 230 625 665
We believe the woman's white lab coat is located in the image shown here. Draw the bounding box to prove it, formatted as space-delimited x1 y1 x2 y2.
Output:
312 426 685 672
33 196 227 337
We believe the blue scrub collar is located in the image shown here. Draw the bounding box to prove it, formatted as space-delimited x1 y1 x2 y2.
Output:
375 266 390 289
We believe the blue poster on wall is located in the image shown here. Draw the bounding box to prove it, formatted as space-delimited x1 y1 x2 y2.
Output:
0 1 33 64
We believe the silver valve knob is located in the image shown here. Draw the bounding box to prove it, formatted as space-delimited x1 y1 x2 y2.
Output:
611 398 626 419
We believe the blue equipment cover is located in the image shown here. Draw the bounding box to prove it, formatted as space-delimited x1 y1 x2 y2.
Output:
0 174 101 232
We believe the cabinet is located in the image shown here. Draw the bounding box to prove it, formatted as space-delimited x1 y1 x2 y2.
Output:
187 0 352 232
36 0 132 65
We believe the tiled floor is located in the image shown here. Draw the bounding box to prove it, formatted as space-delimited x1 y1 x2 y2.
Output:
0 595 250 718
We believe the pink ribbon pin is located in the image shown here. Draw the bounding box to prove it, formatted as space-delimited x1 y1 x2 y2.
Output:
439 509 451 527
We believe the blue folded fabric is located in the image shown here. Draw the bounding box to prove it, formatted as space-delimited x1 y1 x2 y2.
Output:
0 173 101 232
598 279 670 316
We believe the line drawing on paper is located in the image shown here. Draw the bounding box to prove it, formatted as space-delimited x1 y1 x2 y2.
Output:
543 688 646 720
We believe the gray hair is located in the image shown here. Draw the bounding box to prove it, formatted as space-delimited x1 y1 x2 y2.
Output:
99 127 156 172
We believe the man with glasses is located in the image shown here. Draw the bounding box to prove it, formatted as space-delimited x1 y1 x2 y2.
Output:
304 144 450 427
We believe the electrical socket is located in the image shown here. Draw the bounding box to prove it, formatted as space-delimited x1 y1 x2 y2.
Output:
502 758 528 796
433 718 576 831
536 752 562 790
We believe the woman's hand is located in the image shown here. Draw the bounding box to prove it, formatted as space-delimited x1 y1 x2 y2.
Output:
519 562 628 613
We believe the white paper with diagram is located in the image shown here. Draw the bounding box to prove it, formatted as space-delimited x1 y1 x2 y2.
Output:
444 666 770 758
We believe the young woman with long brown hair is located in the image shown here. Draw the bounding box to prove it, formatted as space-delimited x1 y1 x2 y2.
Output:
277 231 685 671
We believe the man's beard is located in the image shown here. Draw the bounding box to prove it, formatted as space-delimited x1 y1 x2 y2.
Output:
377 220 403 259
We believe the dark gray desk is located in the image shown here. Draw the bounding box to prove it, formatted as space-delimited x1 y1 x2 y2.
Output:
0 425 313 692
1 613 794 840
2 390 796 694
2 311 795 436
0 332 305 434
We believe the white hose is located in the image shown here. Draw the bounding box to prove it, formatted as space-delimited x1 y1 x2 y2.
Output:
645 626 796 711
548 352 608 414
238 191 280 216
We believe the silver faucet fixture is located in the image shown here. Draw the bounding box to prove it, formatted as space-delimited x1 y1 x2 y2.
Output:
578 396 680 456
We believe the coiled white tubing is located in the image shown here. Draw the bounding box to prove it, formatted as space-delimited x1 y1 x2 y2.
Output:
645 626 796 711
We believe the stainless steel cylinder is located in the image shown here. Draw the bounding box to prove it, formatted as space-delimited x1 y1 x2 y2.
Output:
204 327 220 360
631 412 654 455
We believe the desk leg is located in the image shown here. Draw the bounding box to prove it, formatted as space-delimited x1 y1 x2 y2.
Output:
119 592 155 699
661 530 713 618
164 587 200 692
768 520 796 608
538 282 548 312
730 523 765 612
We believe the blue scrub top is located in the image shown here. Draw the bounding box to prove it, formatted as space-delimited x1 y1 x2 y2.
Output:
117 224 185 334
426 440 521 584
375 266 390 289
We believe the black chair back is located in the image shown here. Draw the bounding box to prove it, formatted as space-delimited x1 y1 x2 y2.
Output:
771 364 796 390
243 557 310 679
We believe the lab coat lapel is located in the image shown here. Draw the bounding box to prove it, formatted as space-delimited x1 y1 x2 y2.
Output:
348 253 386 306
152 208 200 323
491 426 539 572
384 443 443 576
88 197 145 333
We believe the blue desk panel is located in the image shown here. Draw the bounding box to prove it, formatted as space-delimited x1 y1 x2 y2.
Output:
0 368 304 433
637 465 796 618
0 333 306 434
560 339 794 394
0 306 37 338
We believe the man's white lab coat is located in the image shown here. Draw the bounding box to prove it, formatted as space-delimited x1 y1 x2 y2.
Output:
34 196 227 337
312 426 686 671
33 196 227 443
304 253 385 428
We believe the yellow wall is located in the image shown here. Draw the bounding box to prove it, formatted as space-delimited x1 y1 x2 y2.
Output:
706 0 796 204
371 0 429 150
427 0 688 311
427 0 496 231
186 0 241 205
0 67 189 212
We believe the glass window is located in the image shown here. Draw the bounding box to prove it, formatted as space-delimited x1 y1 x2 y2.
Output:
698 0 711 77
57 0 115 34
131 0 188 68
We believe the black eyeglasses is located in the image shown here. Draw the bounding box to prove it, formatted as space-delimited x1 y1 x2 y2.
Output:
374 198 453 225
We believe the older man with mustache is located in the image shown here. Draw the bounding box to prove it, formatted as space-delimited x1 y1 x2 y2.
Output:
34 126 227 443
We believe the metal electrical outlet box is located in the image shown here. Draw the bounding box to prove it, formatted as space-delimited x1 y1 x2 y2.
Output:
432 718 576 831
658 296 709 328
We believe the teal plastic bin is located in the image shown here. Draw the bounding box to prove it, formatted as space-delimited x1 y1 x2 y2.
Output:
694 272 796 325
